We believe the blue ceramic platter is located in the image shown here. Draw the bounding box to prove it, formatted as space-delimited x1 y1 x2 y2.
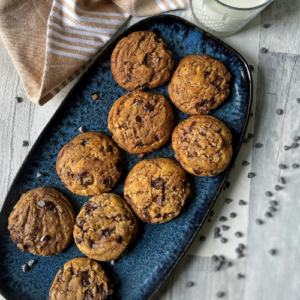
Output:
0 15 252 300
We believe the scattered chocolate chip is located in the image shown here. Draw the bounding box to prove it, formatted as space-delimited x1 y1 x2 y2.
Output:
279 164 286 169
199 236 206 242
248 172 255 178
261 47 268 53
269 206 276 212
255 143 263 148
284 145 291 151
91 93 99 100
217 291 225 298
15 96 23 103
269 249 276 256
239 200 247 206
220 238 227 244
186 281 194 287
248 133 254 139
28 260 36 267
235 232 242 238
249 65 254 71
276 109 283 115
214 233 222 239
214 227 221 233
21 264 29 272
275 185 282 191
79 126 87 133
292 163 299 168
212 255 218 262
38 200 46 208
294 136 300 142
269 200 278 206
265 212 272 218
242 161 250 166
237 273 245 279
225 198 233 204
291 143 298 148
40 235 48 242
265 191 272 197
111 260 115 265
22 140 29 147
219 216 227 222
221 225 230 231
238 243 245 250
243 138 250 143
297 98 300 103
225 181 231 188
278 177 285 184
230 212 237 218
256 219 263 225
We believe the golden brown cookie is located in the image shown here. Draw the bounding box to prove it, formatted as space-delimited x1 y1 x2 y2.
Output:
49 257 113 300
111 31 174 90
172 115 233 177
108 91 174 155
168 55 231 115
74 193 138 261
124 158 191 224
8 187 75 257
56 132 122 196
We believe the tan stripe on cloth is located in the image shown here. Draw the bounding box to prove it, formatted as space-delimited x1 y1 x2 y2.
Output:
0 0 190 105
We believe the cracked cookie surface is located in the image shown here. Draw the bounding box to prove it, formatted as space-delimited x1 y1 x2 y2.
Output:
49 257 113 300
8 187 75 257
108 91 174 154
111 31 174 90
172 115 233 177
74 193 138 261
124 158 191 224
56 132 122 196
168 55 231 115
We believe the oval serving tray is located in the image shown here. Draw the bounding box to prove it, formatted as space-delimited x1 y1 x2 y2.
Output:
0 15 252 300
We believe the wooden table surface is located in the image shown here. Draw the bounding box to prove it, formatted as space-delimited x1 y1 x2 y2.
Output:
1 1 299 299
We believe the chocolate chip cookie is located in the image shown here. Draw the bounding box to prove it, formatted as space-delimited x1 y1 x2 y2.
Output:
172 115 233 177
124 158 191 224
56 132 122 196
168 55 231 115
108 91 174 155
74 193 138 261
49 257 113 300
111 31 174 90
8 187 75 257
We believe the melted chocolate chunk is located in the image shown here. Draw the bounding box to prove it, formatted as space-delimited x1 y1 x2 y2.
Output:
115 235 122 244
85 201 98 211
46 202 58 215
151 177 164 189
136 116 142 122
80 270 91 287
107 145 113 152
81 139 89 146
76 172 94 187
103 178 112 187
102 228 114 239
143 103 154 112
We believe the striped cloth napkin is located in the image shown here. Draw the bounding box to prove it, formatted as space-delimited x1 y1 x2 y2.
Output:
0 0 190 105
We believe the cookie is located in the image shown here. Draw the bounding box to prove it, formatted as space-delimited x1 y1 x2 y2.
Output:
49 257 113 300
124 158 191 224
168 55 231 115
108 91 174 155
111 31 174 90
172 115 233 177
74 193 138 261
8 187 75 257
56 132 122 196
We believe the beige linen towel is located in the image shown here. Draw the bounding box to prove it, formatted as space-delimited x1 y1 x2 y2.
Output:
0 0 190 105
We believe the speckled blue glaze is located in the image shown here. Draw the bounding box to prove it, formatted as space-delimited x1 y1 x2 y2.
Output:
0 16 251 300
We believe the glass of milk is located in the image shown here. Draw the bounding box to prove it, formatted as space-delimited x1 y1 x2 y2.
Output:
192 0 274 36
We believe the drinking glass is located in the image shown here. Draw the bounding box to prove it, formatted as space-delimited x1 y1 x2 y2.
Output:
192 0 274 36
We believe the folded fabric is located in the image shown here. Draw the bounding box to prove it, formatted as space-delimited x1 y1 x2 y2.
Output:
0 0 190 105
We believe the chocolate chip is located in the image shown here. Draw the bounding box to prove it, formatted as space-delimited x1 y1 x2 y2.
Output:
276 109 283 115
249 65 254 71
263 23 271 28
38 200 46 208
269 200 278 206
237 273 245 279
40 235 47 242
261 47 268 53
278 177 285 184
219 216 227 222
239 200 247 206
85 201 98 211
269 249 276 256
143 103 154 112
292 163 299 168
115 235 122 244
225 198 233 204
21 264 29 272
238 243 245 250
255 143 263 148
269 206 276 212
293 136 300 142
80 271 91 287
275 185 282 191
151 177 164 189
103 178 112 187
217 291 225 298
15 96 23 103
214 232 222 239
242 161 250 166
248 172 255 178
136 116 142 122
230 212 237 218
284 145 291 151
256 219 263 225
235 232 242 238
212 255 218 262
186 281 194 287
220 238 227 243
27 260 36 267
37 172 45 178
78 126 86 133
106 145 113 152
279 164 286 169
225 181 231 188
199 236 206 242
111 260 115 265
265 191 272 197
214 227 221 233
221 225 230 231
22 140 29 147
291 143 298 148
265 212 272 218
